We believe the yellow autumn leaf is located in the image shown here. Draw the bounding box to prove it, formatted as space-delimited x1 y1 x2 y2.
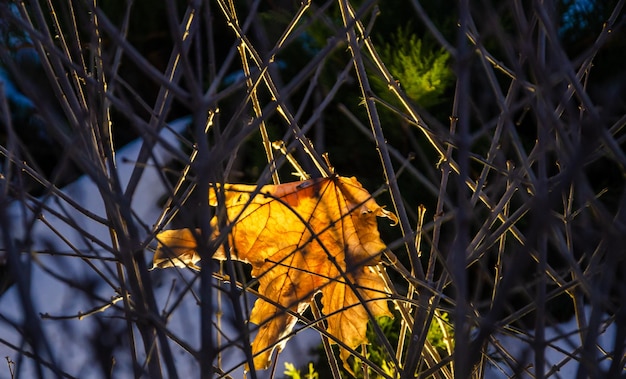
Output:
153 176 396 370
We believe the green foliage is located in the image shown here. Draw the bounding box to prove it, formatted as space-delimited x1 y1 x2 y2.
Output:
345 316 398 378
373 27 454 109
284 362 319 379
285 311 457 378
426 312 454 354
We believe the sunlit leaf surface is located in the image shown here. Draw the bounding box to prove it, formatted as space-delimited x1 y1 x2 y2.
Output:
154 176 396 369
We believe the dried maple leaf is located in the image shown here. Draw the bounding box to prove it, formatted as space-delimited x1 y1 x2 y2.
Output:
154 176 397 370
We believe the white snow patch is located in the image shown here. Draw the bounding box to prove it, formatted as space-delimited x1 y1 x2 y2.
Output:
484 307 620 378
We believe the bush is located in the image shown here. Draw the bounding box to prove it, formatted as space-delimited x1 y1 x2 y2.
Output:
1 1 625 378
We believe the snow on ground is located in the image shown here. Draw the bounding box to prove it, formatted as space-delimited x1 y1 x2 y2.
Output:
0 117 318 378
484 307 620 378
